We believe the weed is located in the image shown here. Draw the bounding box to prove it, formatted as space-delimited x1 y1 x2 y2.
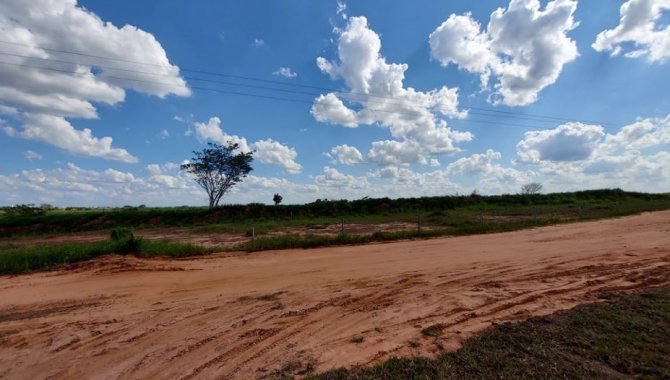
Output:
421 324 444 337
309 286 670 379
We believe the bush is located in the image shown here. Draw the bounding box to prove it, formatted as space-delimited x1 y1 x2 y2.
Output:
110 227 134 241
109 227 141 254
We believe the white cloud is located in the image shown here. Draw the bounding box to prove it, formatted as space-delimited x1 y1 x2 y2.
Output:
446 149 535 193
516 122 606 164
273 67 298 78
193 116 251 152
593 0 670 62
515 115 670 192
336 1 348 20
327 144 365 165
311 16 471 167
23 150 42 161
20 114 137 163
252 139 303 174
158 129 170 139
193 116 302 174
0 0 189 160
253 38 265 47
429 0 579 106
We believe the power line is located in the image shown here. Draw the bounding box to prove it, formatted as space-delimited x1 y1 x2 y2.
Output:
0 59 618 132
0 39 620 127
0 50 570 126
0 60 609 132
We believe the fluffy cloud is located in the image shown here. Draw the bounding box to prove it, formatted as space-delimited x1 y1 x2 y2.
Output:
593 0 670 62
429 0 579 106
252 139 303 174
20 114 138 163
193 116 302 174
516 122 606 164
273 67 297 78
446 149 535 193
193 116 252 152
327 144 365 165
515 115 670 191
312 16 471 167
0 0 189 160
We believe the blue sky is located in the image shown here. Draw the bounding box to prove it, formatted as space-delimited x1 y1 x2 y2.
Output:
1 0 669 206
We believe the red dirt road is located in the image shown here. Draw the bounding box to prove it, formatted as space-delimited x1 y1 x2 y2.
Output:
1 211 669 379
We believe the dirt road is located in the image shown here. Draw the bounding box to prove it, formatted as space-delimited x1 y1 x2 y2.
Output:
1 212 669 379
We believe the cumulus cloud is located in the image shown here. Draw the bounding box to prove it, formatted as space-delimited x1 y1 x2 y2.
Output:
311 16 471 167
515 115 670 191
253 38 265 47
253 139 303 174
0 0 189 160
21 114 138 163
516 122 606 164
429 0 579 106
193 116 252 152
273 67 297 78
593 0 670 62
193 116 302 174
327 144 365 165
446 149 535 193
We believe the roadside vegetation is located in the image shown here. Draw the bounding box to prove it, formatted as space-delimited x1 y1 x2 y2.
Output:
0 227 215 275
1 189 670 274
2 189 669 238
306 286 670 379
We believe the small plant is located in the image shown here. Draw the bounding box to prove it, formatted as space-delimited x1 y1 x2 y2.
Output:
350 335 364 344
421 324 444 337
110 227 141 254
407 339 420 348
110 227 134 241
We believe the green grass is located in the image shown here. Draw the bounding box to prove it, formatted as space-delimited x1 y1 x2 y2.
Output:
3 189 670 238
0 238 216 275
307 286 670 379
236 229 446 252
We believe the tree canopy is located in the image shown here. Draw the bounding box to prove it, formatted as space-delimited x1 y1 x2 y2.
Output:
181 142 253 208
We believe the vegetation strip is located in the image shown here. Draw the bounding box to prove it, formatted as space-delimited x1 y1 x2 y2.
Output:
306 286 670 379
2 189 669 238
0 228 215 275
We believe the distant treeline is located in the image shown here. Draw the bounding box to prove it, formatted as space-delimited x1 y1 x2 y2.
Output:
1 189 668 237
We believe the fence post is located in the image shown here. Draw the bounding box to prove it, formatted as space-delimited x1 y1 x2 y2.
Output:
417 216 421 233
252 227 255 241
341 218 344 234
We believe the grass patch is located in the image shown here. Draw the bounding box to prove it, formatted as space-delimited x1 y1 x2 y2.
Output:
0 231 216 275
309 287 670 379
420 324 444 338
350 336 364 344
236 230 445 252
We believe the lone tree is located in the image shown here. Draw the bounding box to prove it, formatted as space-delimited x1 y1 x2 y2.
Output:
521 182 543 195
273 193 283 206
181 142 253 208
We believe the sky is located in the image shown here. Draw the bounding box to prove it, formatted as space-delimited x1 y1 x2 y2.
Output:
0 0 669 206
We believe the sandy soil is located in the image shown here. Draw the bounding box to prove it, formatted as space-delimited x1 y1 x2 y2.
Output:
4 222 424 248
1 211 669 379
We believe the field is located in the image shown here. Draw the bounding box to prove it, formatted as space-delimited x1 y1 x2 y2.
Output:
1 206 669 379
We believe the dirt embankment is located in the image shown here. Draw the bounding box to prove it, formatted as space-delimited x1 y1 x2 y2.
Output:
1 211 669 379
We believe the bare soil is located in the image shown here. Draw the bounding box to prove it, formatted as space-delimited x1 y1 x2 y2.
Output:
1 211 669 379
4 222 424 248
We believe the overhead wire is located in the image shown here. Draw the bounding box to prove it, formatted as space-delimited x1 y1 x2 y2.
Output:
0 40 621 130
